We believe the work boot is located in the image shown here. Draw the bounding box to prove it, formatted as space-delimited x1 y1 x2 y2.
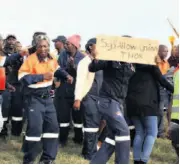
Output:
73 137 82 145
139 160 146 164
175 158 179 164
134 160 140 164
60 141 67 148
39 160 54 164
0 121 8 139
23 159 34 164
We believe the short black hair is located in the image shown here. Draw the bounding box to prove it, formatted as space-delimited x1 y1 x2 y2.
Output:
33 32 47 38
158 44 167 51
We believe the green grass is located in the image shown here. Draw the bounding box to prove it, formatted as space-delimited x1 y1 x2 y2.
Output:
0 133 177 164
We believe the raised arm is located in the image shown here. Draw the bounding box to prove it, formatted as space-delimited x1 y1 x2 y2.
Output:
88 59 108 72
152 66 174 93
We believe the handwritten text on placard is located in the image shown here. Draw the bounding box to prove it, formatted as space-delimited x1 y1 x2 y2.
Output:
96 35 159 65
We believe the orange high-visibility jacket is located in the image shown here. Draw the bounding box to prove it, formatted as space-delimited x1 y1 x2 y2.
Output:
18 53 59 89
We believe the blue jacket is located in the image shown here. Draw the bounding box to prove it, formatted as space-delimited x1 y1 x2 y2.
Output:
54 50 84 98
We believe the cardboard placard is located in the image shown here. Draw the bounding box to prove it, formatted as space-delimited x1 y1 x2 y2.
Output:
96 35 159 65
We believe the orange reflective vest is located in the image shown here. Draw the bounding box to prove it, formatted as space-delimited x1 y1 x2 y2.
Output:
18 53 59 89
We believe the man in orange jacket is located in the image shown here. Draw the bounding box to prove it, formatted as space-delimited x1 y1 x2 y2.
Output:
157 45 171 138
18 36 67 164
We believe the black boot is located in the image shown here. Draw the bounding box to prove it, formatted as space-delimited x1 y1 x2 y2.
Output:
139 160 146 164
39 160 54 164
60 140 67 148
73 138 82 145
0 121 8 139
134 160 140 164
23 159 34 164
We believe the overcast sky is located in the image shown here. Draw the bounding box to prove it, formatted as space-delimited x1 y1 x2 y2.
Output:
0 0 179 50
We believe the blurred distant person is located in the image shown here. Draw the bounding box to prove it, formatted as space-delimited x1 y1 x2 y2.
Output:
168 65 179 163
3 34 17 55
157 45 171 138
157 45 169 74
168 45 179 68
15 41 22 53
0 35 19 139
52 36 67 63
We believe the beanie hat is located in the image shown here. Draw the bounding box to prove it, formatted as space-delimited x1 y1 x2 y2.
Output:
87 38 96 45
85 38 96 51
67 35 81 49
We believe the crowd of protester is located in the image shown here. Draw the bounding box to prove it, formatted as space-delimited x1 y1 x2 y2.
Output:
0 32 179 164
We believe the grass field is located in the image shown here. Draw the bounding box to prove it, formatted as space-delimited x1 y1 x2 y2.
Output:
0 132 177 164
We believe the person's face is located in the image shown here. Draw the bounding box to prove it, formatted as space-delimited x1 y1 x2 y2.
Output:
89 44 96 53
159 46 168 59
36 40 49 58
16 42 22 52
7 37 16 48
89 44 97 58
65 41 74 53
55 41 63 50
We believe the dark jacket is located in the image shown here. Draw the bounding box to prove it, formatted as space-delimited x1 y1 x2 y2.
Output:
3 53 23 85
168 55 179 68
89 60 134 101
54 50 84 98
0 54 22 94
126 64 174 117
28 46 36 55
57 49 65 65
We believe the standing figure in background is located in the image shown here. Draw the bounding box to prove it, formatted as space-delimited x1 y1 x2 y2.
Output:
0 34 24 138
168 65 179 163
168 45 179 68
74 38 103 160
157 45 171 138
52 35 67 62
54 35 84 146
15 41 22 53
126 62 174 164
0 35 27 138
